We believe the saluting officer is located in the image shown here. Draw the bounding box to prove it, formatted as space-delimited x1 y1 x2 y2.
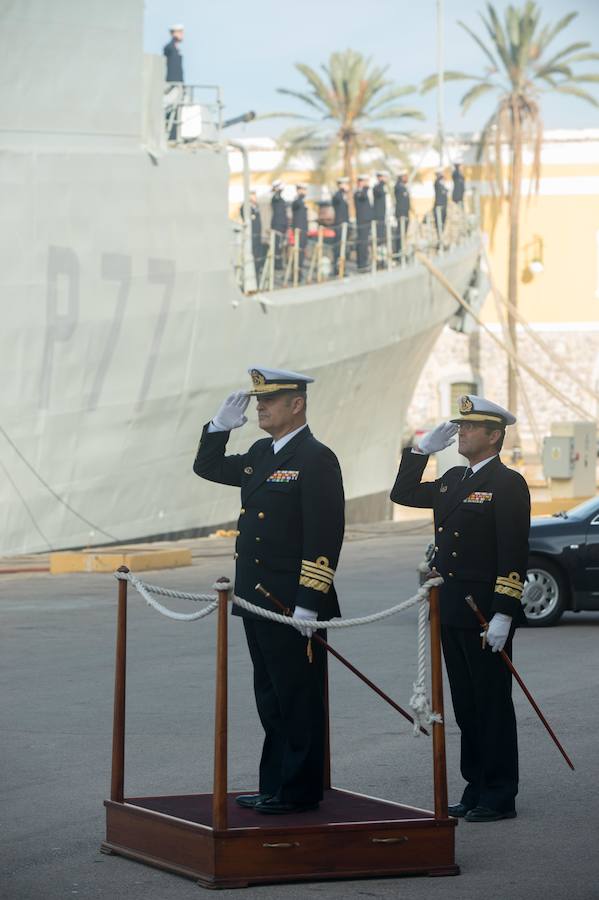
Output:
433 170 448 235
354 174 372 271
270 181 288 270
240 191 264 276
291 183 309 272
452 162 465 204
332 176 350 273
372 171 387 245
391 395 530 822
394 171 411 256
193 367 345 814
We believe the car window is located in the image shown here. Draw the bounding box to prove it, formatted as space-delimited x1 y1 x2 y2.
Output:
559 495 599 521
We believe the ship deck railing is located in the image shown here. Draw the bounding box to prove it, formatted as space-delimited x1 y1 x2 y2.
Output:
164 83 223 144
233 199 480 294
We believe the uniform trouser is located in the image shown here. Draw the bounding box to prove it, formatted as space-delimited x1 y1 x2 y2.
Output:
441 626 518 812
273 229 285 269
394 216 408 255
356 224 370 269
243 618 327 803
375 218 385 244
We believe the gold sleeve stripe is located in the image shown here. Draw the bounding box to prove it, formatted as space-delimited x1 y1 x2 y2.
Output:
495 585 523 599
299 575 332 594
495 572 524 600
301 557 335 577
301 562 334 579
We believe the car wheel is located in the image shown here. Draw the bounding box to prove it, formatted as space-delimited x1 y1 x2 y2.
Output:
522 556 568 627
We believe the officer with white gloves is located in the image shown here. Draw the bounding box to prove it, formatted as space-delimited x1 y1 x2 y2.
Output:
391 395 530 823
209 391 318 636
194 367 345 815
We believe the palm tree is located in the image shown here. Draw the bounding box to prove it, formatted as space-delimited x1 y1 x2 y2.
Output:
268 49 424 186
423 2 599 436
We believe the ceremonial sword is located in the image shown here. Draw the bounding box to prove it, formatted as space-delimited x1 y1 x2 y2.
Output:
255 582 429 736
465 595 575 771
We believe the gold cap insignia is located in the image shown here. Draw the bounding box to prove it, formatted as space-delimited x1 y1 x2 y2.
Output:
251 369 266 387
459 395 474 414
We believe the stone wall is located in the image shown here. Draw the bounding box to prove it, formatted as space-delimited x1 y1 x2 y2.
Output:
407 324 599 453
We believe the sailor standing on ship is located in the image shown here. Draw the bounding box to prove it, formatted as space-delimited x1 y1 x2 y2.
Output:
291 184 309 275
354 175 373 271
372 171 388 248
270 182 288 271
193 367 345 814
390 396 530 822
332 176 350 273
163 24 184 141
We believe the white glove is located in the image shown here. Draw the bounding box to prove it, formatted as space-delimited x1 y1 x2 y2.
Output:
417 422 458 455
212 391 250 431
293 605 317 638
485 613 512 653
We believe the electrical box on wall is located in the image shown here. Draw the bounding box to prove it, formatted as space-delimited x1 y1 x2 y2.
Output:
542 422 597 500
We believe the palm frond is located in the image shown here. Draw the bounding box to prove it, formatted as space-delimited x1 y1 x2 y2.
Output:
421 70 482 94
550 83 599 106
276 88 327 114
458 19 500 70
366 106 425 121
460 81 498 113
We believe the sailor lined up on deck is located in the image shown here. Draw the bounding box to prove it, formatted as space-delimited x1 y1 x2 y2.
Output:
193 367 345 815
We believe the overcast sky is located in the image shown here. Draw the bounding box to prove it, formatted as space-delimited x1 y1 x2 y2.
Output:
144 0 599 138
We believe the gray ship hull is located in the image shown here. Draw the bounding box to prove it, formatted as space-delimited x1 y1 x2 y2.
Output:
0 0 480 554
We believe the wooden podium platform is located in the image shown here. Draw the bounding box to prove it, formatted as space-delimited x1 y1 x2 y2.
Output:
102 571 459 888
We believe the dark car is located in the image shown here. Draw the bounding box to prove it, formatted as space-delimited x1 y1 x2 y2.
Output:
524 496 599 626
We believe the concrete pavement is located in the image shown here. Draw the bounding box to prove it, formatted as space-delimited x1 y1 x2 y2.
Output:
2 523 598 900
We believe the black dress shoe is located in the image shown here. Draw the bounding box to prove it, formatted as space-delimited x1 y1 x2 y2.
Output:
254 797 319 815
235 793 272 809
465 805 517 822
448 802 475 818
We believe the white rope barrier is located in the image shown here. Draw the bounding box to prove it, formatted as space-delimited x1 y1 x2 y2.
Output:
114 569 444 731
409 592 443 734
229 578 442 630
115 569 443 630
115 571 218 621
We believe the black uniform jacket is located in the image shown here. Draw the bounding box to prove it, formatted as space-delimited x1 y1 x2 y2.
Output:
373 182 386 221
391 449 530 628
332 190 349 225
394 181 410 217
193 424 345 621
434 179 448 208
291 196 308 232
452 170 465 202
163 39 183 83
271 194 288 232
354 188 373 223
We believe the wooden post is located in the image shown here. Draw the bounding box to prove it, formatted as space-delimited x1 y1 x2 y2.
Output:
428 585 448 819
370 220 377 275
268 231 276 290
323 655 331 790
338 222 347 279
111 566 129 802
293 227 300 287
386 221 393 270
435 207 444 252
316 226 324 283
212 582 230 832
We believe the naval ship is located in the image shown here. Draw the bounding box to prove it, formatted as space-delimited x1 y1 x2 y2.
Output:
0 0 482 555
